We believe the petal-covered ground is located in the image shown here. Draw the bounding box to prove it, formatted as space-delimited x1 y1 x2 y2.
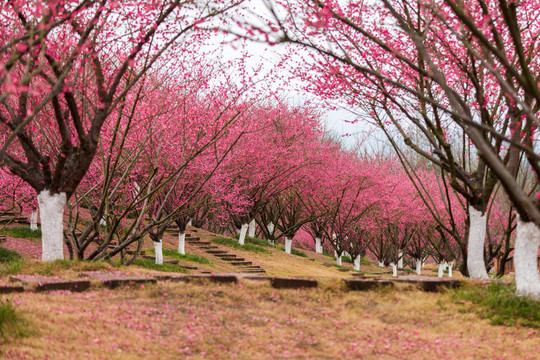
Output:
2 280 538 359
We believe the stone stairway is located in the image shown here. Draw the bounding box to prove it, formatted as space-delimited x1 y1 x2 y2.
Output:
185 230 266 274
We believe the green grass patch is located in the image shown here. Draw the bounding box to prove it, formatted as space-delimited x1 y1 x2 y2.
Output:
452 282 540 328
0 247 24 275
132 259 189 273
281 247 308 258
0 227 41 239
212 237 271 254
233 234 276 248
148 249 212 265
361 257 372 266
0 300 29 342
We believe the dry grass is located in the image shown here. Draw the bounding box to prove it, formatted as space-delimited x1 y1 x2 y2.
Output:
1 280 538 359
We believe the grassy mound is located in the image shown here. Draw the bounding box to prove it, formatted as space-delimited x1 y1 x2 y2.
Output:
452 282 540 328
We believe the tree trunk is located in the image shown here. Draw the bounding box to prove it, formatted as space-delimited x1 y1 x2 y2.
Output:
415 258 422 275
336 254 342 266
187 219 192 227
353 255 361 271
284 237 292 254
437 263 444 278
178 232 186 255
238 223 248 245
38 190 66 262
398 252 403 269
154 241 163 265
248 219 256 237
448 262 453 278
267 222 274 234
315 237 322 254
30 210 38 231
458 244 469 277
467 206 488 279
378 261 384 267
514 218 540 299
391 263 397 277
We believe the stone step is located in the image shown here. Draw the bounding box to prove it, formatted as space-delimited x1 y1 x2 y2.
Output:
214 254 237 258
242 265 262 269
186 236 201 241
197 245 219 250
243 270 266 273
221 257 244 262
142 256 179 264
178 264 198 270
231 261 252 266
206 250 228 254
271 278 318 289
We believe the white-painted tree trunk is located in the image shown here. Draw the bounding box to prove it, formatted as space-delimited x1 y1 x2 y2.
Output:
315 237 322 254
378 261 384 267
467 206 489 279
267 222 274 234
422 258 426 268
390 263 397 277
154 241 163 265
514 218 540 298
437 263 444 278
38 190 66 262
415 258 422 275
353 255 361 271
336 254 342 266
178 232 186 255
448 262 453 278
30 210 38 231
187 219 192 227
398 252 403 269
99 218 106 226
238 223 248 245
248 219 256 238
285 237 292 254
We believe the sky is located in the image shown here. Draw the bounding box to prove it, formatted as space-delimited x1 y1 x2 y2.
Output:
199 30 377 150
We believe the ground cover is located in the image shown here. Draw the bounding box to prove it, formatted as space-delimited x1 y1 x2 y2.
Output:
0 280 538 359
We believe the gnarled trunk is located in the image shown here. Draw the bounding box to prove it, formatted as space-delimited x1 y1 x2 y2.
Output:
467 206 488 279
154 241 163 265
238 223 249 245
38 190 66 262
514 219 540 298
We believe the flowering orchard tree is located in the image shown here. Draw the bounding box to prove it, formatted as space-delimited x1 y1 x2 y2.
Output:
67 63 254 262
258 0 540 296
218 100 326 245
0 0 247 262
